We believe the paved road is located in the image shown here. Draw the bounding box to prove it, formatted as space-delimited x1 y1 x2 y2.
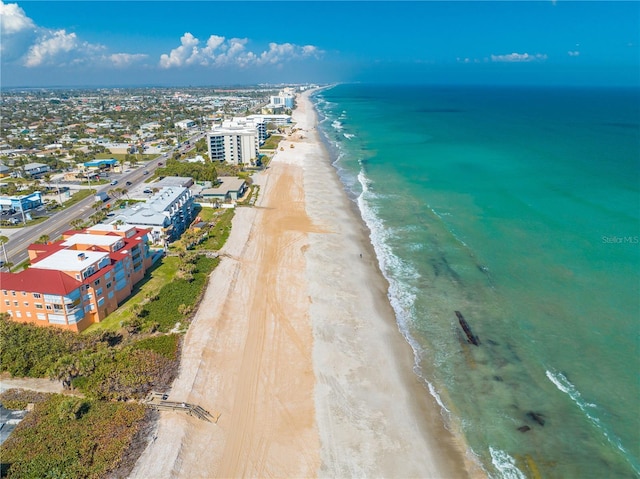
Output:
0 156 167 267
0 131 208 268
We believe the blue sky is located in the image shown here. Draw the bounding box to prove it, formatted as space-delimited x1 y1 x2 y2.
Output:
1 1 638 87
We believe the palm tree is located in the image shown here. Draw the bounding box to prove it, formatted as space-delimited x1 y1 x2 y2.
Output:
70 218 85 230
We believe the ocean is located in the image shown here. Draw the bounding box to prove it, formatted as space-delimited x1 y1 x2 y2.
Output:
312 84 640 479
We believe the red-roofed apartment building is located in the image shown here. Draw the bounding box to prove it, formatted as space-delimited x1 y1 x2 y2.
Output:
0 224 153 332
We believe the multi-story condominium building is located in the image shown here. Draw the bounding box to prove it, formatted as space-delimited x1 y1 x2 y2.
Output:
269 91 295 109
108 186 195 245
246 114 292 127
0 225 152 332
206 126 258 166
224 117 268 143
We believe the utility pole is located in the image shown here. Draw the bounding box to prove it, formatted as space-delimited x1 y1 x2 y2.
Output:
1 240 8 267
18 202 27 225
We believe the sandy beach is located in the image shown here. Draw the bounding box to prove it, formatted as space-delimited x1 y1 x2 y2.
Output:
130 89 478 478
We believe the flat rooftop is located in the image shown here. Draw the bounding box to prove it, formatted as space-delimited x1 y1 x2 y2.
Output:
62 233 122 248
202 177 246 195
32 249 109 272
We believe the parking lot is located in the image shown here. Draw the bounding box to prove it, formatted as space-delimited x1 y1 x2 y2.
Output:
0 205 50 226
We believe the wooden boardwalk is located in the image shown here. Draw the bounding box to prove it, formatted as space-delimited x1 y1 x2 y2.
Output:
142 391 220 423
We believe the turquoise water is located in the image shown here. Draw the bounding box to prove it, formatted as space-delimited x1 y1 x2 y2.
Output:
313 85 640 478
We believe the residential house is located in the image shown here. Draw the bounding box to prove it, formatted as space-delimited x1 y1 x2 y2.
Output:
21 162 50 178
200 176 247 203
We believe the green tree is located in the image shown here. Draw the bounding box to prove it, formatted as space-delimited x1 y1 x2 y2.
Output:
70 218 85 230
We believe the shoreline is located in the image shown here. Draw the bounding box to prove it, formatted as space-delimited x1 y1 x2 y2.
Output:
130 88 481 478
301 89 481 477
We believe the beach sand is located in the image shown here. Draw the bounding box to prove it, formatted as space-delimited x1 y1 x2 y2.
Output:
130 90 479 478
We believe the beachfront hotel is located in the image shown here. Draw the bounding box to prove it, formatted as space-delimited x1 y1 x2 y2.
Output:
0 225 153 332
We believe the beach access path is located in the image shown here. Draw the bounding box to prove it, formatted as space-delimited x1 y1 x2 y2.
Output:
130 90 479 478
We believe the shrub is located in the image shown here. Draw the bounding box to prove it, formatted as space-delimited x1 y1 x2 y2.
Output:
141 255 217 332
0 394 146 478
131 334 180 360
0 389 49 410
0 318 109 378
76 348 177 401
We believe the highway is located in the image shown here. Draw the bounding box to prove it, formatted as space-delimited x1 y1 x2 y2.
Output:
0 146 183 268
0 131 207 268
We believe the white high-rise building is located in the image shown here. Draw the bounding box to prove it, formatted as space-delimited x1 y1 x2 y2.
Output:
247 114 291 127
206 126 258 166
269 91 295 109
224 117 268 143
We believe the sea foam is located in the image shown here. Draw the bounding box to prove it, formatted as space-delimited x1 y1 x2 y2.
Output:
489 447 526 479
546 369 640 475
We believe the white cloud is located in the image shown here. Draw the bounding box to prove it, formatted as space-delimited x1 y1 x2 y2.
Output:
0 1 36 61
491 52 548 63
108 53 149 68
0 1 33 34
159 32 321 69
1 1 147 69
568 50 580 57
23 29 79 66
159 32 199 68
213 38 252 67
2 2 321 73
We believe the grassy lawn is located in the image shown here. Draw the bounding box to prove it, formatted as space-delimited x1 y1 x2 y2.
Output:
83 256 179 333
261 134 283 150
197 206 217 222
199 209 234 250
64 188 95 207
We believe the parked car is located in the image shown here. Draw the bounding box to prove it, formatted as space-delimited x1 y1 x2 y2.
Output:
143 189 152 194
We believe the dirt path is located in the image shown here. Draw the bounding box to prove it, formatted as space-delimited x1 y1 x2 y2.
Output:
0 375 66 394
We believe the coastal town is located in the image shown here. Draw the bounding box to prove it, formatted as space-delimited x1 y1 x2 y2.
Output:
0 84 304 311
1 0 636 477
0 86 475 479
